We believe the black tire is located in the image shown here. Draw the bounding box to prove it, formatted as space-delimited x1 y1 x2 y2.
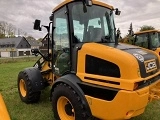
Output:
52 83 91 120
17 71 41 103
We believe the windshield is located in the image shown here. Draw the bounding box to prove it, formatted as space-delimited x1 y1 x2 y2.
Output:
149 32 160 48
135 32 160 49
70 2 115 43
135 34 148 48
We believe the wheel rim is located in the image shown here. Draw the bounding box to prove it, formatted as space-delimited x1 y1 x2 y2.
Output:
19 79 27 97
57 96 75 120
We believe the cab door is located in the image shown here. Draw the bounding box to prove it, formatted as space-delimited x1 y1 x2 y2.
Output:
53 6 70 76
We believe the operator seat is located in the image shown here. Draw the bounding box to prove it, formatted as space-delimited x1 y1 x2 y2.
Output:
90 28 103 42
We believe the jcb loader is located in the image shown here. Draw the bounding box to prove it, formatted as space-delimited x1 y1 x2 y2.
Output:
133 30 160 56
17 0 160 119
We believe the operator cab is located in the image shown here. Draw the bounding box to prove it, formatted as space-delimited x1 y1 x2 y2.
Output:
52 0 120 76
33 0 120 76
134 30 160 50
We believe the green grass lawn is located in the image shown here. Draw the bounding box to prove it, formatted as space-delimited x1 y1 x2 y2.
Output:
0 58 54 120
0 58 160 120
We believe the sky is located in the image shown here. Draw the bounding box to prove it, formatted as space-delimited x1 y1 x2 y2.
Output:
0 0 160 39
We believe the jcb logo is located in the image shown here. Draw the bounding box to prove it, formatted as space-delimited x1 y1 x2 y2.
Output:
145 60 157 73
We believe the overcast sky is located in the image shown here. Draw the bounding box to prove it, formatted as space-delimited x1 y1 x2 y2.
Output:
0 0 160 39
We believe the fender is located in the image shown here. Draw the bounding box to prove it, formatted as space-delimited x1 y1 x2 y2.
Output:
23 67 46 92
51 74 92 118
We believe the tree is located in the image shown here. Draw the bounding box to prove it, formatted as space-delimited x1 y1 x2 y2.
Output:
139 25 155 31
0 21 8 38
17 28 28 37
122 23 134 44
0 21 19 38
128 23 134 35
7 23 16 38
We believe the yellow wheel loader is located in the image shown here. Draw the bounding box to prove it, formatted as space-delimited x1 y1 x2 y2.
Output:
17 0 160 119
0 93 10 120
133 30 160 56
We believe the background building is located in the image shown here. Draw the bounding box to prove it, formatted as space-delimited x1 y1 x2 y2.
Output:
0 37 31 57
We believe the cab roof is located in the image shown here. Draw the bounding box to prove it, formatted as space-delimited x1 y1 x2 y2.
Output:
53 0 114 12
134 30 160 35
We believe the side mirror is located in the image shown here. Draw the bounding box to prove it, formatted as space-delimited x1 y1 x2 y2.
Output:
33 19 41 31
49 14 54 21
115 8 121 15
31 48 40 56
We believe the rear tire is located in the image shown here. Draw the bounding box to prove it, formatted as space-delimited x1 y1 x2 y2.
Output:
17 71 41 103
52 83 90 120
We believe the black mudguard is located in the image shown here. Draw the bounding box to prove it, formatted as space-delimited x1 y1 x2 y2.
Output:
51 74 92 118
23 67 46 92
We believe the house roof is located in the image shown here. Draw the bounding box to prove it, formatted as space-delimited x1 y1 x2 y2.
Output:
27 39 41 46
0 36 24 48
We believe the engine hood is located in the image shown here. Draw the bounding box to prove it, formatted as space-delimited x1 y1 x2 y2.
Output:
114 43 159 78
77 42 159 78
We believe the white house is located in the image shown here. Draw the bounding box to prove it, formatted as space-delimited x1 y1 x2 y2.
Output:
0 37 31 57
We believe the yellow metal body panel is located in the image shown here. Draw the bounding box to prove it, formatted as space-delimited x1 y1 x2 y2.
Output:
53 0 72 12
92 0 113 9
0 94 10 120
77 43 140 79
85 79 160 119
77 43 143 90
40 59 54 85
155 48 160 56
53 0 113 12
85 86 149 119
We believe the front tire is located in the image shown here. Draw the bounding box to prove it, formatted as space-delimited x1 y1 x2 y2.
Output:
52 83 90 120
17 71 41 103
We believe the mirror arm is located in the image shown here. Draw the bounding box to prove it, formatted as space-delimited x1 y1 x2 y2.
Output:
41 25 49 32
39 53 49 61
32 50 49 61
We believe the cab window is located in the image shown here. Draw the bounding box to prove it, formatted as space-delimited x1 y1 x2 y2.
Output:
135 34 148 48
53 6 70 75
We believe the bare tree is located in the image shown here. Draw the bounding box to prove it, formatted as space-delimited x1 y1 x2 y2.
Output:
17 28 22 36
17 28 27 37
0 21 27 38
0 21 8 38
7 23 16 37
